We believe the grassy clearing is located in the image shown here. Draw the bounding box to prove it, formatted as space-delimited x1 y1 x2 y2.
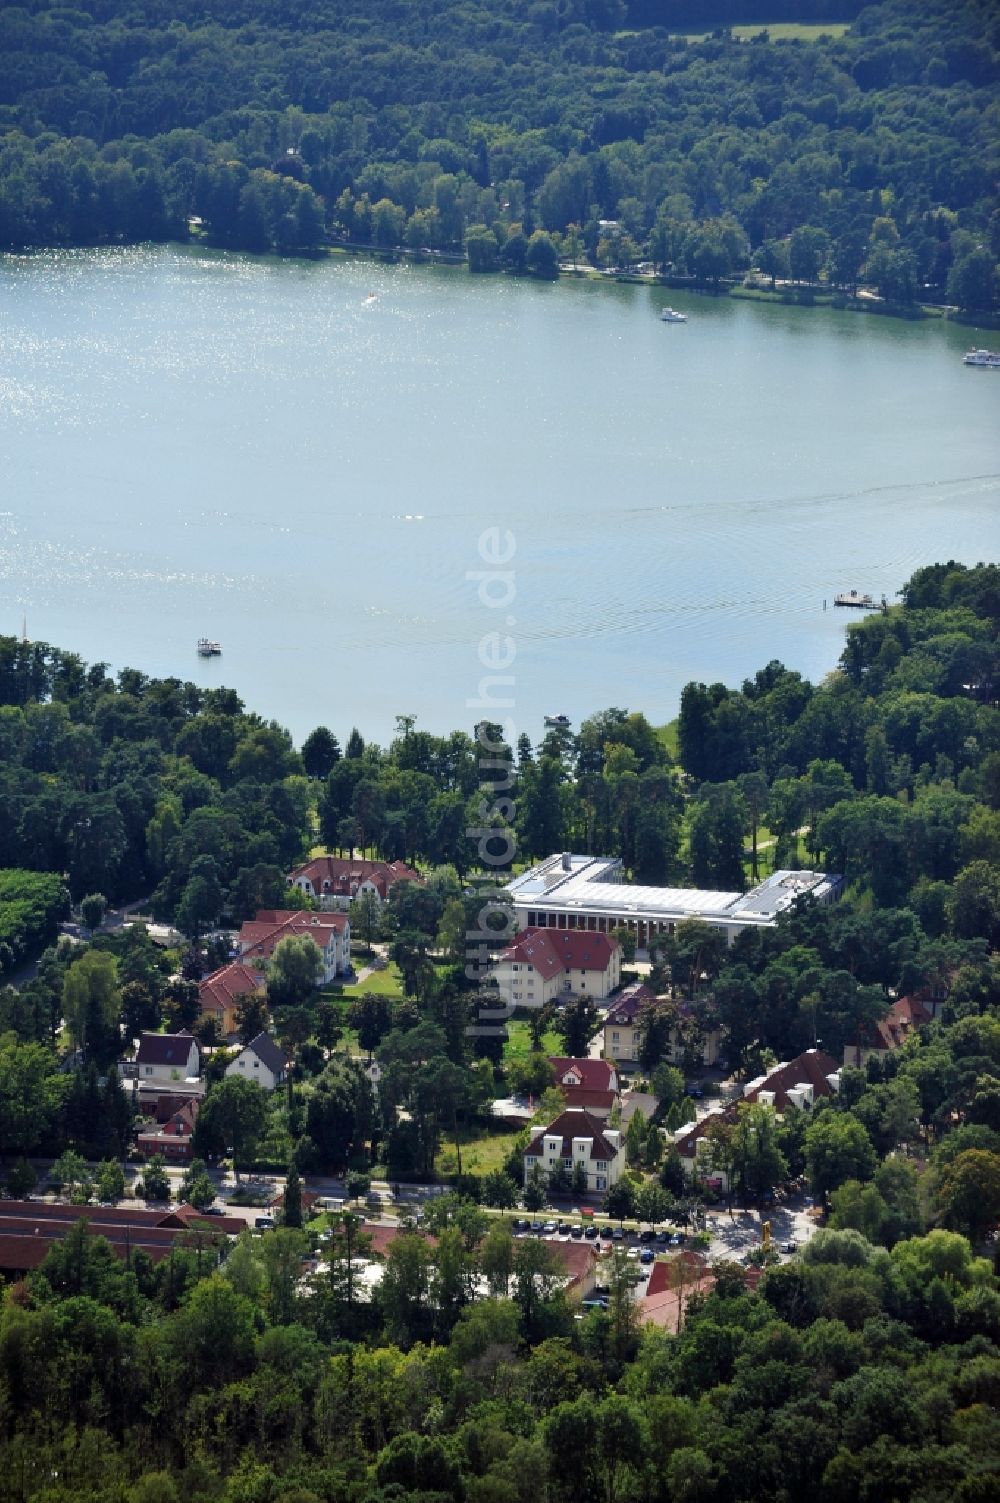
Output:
436 1125 521 1178
339 962 405 998
674 21 849 41
504 1016 562 1062
656 719 680 759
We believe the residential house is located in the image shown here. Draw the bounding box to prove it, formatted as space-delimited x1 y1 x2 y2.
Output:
198 961 263 1038
492 927 621 1008
743 1048 841 1112
641 1252 715 1331
523 1107 625 1196
603 982 722 1071
549 1056 619 1117
547 1238 600 1301
136 1099 199 1163
237 909 351 981
843 994 933 1070
287 856 421 911
134 1031 200 1084
672 1048 842 1192
225 1031 287 1092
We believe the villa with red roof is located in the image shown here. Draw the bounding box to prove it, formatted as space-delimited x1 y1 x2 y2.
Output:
602 980 723 1071
237 909 351 981
198 961 263 1038
287 856 421 911
549 1056 620 1116
523 1107 626 1195
843 994 933 1069
492 926 621 1007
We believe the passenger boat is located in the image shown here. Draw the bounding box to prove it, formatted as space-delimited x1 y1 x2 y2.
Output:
544 713 571 728
833 591 875 609
962 348 1000 368
197 638 222 656
660 307 687 323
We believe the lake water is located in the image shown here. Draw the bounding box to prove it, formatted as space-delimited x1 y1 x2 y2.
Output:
1 244 998 747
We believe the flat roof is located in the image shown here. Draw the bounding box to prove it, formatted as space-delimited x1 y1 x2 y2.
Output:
507 857 841 928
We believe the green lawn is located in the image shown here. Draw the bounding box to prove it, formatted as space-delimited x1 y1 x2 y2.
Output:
504 1016 562 1063
338 962 405 998
655 719 679 759
435 1125 521 1178
674 21 849 41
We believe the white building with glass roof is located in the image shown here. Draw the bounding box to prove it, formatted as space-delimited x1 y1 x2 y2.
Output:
506 853 843 951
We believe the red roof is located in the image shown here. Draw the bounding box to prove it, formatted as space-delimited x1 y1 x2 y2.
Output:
199 962 262 1017
499 927 619 981
135 1032 199 1069
645 1250 708 1297
288 857 421 900
0 1200 236 1271
546 1239 599 1289
857 994 933 1055
605 982 657 1025
549 1057 617 1092
239 910 347 963
524 1108 621 1163
744 1049 839 1112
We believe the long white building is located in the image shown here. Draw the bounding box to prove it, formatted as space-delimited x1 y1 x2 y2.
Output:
506 853 843 950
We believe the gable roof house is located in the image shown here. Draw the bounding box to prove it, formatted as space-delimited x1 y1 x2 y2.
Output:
743 1048 841 1112
492 927 621 1008
287 856 421 911
238 909 351 982
226 1032 287 1092
523 1107 625 1196
198 961 263 1038
602 981 722 1071
549 1056 620 1116
134 1031 200 1084
136 1098 200 1163
843 994 933 1070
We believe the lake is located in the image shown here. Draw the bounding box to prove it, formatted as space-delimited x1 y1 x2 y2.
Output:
1 244 997 747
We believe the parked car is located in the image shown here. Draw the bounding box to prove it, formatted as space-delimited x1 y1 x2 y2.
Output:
581 1297 609 1311
558 1222 572 1235
512 1218 530 1233
254 1216 275 1231
570 1225 584 1238
600 1225 613 1241
584 1225 599 1240
626 1245 641 1260
611 1226 625 1242
530 1220 545 1235
640 1248 655 1264
655 1229 670 1244
783 1240 798 1254
639 1228 655 1242
542 1221 558 1235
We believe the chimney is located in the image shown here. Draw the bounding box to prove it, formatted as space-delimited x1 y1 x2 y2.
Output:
561 852 572 871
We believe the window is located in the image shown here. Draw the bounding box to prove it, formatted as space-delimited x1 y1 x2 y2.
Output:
596 1177 606 1191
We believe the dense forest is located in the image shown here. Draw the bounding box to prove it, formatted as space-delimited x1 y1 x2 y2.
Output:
1 0 998 309
0 558 999 1500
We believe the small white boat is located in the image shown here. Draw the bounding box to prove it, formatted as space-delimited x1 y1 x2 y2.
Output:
197 638 222 656
660 307 687 323
963 348 1000 368
833 591 874 609
544 713 571 728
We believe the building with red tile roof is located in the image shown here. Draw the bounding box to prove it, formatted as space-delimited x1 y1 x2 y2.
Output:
287 856 421 911
492 926 621 1007
238 909 351 981
136 1098 200 1163
743 1048 840 1112
0 1200 241 1274
199 961 263 1038
843 994 933 1069
641 1252 715 1330
602 981 722 1071
524 1107 626 1195
549 1056 620 1116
